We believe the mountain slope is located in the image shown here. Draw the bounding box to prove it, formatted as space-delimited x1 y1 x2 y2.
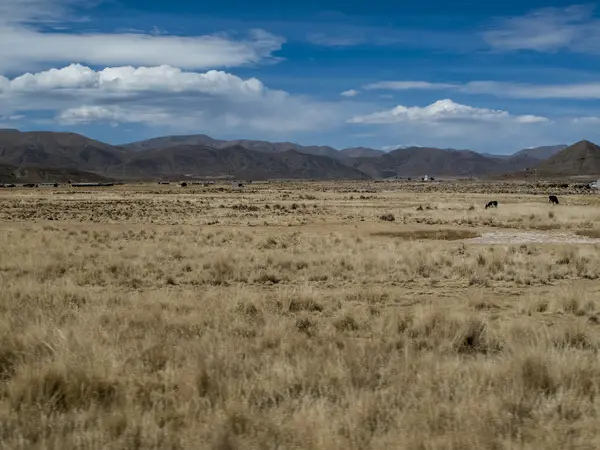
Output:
123 145 370 180
353 147 509 178
340 147 386 158
512 144 568 161
0 130 128 173
122 135 350 162
120 134 221 152
533 140 600 177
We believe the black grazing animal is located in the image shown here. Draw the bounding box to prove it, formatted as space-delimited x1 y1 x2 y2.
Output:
485 201 498 209
549 195 559 205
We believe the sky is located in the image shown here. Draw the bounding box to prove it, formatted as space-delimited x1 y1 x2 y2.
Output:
1 0 600 153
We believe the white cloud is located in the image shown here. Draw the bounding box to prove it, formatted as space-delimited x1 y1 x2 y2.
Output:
348 99 549 125
462 81 600 99
1 64 271 97
340 89 360 97
0 64 348 135
0 0 285 73
358 78 600 100
381 144 413 150
482 4 600 53
364 81 457 91
571 116 600 124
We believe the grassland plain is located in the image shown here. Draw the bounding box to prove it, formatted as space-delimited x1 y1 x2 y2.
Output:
2 180 600 449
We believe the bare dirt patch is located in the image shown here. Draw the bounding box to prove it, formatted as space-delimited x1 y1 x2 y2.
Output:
465 229 600 245
372 229 480 241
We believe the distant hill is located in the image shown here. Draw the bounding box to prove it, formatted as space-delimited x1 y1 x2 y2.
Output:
340 147 386 158
0 130 128 173
511 145 568 161
352 147 527 178
120 134 222 152
122 135 348 162
123 145 370 180
122 134 567 176
533 140 600 177
0 129 581 180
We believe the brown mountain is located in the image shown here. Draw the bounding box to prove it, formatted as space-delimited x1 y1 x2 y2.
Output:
532 140 600 177
122 135 348 162
340 147 386 158
0 129 578 180
0 129 128 172
511 144 568 161
352 147 512 178
120 134 222 152
123 145 370 180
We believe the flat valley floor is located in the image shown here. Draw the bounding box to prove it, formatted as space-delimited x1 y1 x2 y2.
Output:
2 180 600 449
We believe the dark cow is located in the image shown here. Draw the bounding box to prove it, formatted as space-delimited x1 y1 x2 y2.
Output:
549 195 559 205
485 201 498 209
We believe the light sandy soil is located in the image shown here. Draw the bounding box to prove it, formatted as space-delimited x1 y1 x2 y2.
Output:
465 229 600 245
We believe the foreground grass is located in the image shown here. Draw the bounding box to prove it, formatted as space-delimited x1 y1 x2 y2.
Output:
1 183 600 449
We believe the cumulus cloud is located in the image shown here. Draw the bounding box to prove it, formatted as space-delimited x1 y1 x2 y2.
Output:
0 64 271 97
0 0 285 73
340 89 360 97
348 99 549 125
482 4 600 53
0 64 348 135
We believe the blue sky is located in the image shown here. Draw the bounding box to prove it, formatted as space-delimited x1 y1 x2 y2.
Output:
1 0 600 153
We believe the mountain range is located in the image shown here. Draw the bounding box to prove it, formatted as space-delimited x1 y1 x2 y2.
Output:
1 128 597 183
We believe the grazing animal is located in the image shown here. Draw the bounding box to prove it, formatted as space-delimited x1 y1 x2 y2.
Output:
549 195 559 205
485 201 498 209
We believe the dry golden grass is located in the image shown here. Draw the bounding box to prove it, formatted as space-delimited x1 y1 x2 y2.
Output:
2 180 600 449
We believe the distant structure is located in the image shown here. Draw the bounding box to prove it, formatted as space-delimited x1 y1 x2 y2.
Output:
588 178 600 190
232 181 244 189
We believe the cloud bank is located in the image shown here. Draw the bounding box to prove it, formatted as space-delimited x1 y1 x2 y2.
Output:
0 0 285 73
482 4 600 53
0 64 346 135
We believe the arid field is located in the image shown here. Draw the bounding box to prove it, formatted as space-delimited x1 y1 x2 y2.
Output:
2 179 600 449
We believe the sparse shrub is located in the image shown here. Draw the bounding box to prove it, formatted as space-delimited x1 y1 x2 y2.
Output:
334 315 359 331
379 213 395 222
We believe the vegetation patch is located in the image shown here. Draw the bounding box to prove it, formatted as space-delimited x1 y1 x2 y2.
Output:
576 229 600 239
372 229 480 241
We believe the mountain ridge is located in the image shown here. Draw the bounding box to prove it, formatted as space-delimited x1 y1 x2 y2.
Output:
0 129 585 182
